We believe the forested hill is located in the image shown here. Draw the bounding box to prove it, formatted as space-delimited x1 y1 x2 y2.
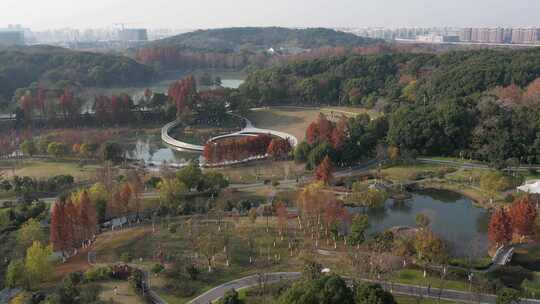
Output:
146 27 379 52
0 45 154 105
134 27 382 70
240 47 540 165
239 47 540 106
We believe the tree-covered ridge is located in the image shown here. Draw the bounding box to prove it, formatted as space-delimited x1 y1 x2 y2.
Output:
0 45 155 105
247 47 540 165
144 27 380 53
240 48 540 106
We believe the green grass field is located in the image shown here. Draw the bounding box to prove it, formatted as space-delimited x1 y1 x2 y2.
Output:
380 163 451 182
394 269 469 292
208 160 306 184
0 159 100 182
394 294 462 304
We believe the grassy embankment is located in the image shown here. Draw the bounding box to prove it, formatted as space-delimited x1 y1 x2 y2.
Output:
379 162 524 207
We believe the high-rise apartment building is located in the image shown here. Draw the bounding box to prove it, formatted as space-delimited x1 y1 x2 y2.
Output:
118 28 148 42
0 29 24 45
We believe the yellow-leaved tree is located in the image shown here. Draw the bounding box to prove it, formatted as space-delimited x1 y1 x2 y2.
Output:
24 241 53 289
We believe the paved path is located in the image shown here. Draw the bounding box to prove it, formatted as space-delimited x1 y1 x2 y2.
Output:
186 272 540 304
161 113 298 153
188 272 301 304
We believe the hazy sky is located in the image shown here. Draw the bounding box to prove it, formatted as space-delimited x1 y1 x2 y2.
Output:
1 0 538 30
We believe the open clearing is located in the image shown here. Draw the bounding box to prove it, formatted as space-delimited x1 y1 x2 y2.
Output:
0 159 99 181
247 106 379 142
99 281 145 304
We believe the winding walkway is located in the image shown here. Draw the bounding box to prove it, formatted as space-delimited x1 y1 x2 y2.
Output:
186 272 540 304
188 272 301 304
161 114 298 153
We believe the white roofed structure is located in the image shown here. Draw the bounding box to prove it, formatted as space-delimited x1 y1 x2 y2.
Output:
517 180 540 194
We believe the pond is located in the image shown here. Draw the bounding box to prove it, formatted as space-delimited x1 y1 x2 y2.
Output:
80 69 245 114
350 189 490 257
119 69 245 164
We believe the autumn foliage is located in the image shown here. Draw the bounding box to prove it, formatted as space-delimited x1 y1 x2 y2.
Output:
508 198 537 237
0 129 32 159
306 113 348 150
203 134 273 164
50 191 97 255
15 87 83 122
524 77 540 105
488 197 537 247
315 156 333 185
94 94 133 124
488 208 512 247
168 76 197 116
266 138 292 160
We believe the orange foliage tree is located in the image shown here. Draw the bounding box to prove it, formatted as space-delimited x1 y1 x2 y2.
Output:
315 156 333 185
508 197 537 238
488 208 512 247
267 138 292 160
119 183 133 214
524 77 540 105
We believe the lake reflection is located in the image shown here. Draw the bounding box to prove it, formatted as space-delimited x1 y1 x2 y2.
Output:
126 134 201 166
350 189 490 257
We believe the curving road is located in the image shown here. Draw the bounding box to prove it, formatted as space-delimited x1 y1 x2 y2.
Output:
186 272 540 304
188 272 301 304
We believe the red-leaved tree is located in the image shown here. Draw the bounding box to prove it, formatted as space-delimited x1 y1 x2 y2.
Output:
315 156 333 185
488 208 512 247
508 197 537 238
267 138 292 160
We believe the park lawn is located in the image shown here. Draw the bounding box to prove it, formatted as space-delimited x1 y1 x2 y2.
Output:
98 280 146 304
380 163 449 183
92 226 155 263
247 107 375 143
209 160 306 184
449 257 492 270
420 156 484 165
521 272 540 297
0 189 16 200
85 216 306 304
1 159 100 182
393 269 469 292
169 115 243 145
394 294 462 304
321 106 382 120
247 107 325 142
140 197 161 211
446 169 482 183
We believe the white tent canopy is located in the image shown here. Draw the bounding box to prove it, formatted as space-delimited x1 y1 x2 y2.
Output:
517 180 540 194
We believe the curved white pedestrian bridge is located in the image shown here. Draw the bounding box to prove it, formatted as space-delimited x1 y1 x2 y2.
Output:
161 114 298 153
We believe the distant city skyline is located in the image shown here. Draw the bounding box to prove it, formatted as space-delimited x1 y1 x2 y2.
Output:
1 0 539 31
